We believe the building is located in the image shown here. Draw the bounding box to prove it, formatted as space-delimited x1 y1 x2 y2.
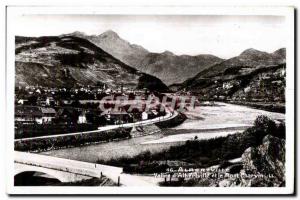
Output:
142 111 148 120
142 110 158 120
15 106 43 124
78 112 87 124
40 107 56 123
101 109 132 124
17 99 28 105
15 106 57 124
46 96 55 106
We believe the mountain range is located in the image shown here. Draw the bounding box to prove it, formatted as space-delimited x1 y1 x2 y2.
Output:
180 47 286 88
15 30 286 102
65 31 223 85
15 35 168 92
177 47 286 102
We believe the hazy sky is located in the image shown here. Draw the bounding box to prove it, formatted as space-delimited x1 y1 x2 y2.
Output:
13 15 286 59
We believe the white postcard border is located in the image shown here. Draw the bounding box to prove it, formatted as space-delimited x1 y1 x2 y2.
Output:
5 5 295 195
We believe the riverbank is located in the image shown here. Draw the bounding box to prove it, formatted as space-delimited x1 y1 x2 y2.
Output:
15 123 98 139
14 128 132 152
226 101 285 113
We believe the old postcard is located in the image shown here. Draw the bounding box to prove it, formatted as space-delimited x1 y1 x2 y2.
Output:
6 6 295 195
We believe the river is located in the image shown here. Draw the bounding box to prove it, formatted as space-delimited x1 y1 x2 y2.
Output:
41 103 285 163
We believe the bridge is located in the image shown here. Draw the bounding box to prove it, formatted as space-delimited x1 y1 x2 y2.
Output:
14 151 156 186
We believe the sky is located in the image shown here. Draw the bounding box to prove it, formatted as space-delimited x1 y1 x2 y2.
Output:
13 15 286 59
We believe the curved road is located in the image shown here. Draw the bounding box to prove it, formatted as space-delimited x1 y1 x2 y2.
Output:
15 105 178 142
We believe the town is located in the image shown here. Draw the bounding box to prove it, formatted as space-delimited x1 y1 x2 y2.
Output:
14 83 196 140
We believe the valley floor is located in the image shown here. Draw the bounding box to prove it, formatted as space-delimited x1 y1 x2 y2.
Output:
41 103 285 163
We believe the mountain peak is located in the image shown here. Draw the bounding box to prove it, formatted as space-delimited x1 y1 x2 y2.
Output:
238 48 272 60
273 48 286 55
240 48 264 56
162 50 175 56
100 30 120 39
68 31 86 37
270 48 286 61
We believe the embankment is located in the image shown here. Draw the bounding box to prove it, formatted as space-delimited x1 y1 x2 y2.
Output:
155 112 187 128
14 128 132 152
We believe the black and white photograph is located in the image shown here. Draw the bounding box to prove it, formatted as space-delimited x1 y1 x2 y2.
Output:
4 5 295 195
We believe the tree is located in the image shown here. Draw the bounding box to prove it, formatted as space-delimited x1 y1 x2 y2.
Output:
27 95 38 105
254 115 277 134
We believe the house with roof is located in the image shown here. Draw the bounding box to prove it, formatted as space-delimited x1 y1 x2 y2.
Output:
46 96 55 106
142 111 148 120
15 106 43 124
15 106 57 124
78 111 87 124
17 99 28 105
142 110 158 120
101 109 133 125
40 107 56 124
